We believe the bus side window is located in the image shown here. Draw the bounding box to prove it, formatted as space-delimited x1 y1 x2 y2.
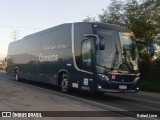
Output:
81 40 92 72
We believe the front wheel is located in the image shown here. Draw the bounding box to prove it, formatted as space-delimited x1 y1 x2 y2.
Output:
60 74 69 93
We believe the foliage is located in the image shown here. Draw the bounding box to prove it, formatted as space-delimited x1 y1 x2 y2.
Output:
140 79 160 93
99 0 160 41
82 16 97 22
99 0 126 27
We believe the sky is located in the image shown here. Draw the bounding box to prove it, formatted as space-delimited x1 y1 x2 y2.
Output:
0 0 112 59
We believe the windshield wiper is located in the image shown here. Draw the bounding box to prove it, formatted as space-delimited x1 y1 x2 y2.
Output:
111 43 119 68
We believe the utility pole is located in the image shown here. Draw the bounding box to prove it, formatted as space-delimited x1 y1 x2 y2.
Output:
12 30 19 41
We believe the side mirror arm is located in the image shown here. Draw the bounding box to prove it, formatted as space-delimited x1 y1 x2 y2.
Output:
84 34 100 50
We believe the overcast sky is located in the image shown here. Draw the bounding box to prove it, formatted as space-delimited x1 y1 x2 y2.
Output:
0 0 111 58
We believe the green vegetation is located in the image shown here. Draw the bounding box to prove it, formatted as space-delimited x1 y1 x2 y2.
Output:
140 79 160 93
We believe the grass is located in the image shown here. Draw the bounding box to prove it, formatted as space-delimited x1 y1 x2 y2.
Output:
139 79 160 93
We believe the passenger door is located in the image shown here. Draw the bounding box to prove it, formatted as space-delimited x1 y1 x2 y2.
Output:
81 39 93 72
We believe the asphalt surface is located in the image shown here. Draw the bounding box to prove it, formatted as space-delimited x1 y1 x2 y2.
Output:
0 70 160 120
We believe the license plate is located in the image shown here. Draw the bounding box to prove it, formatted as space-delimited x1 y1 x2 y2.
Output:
119 85 127 90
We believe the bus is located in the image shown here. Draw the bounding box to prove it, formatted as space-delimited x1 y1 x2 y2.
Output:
6 22 153 93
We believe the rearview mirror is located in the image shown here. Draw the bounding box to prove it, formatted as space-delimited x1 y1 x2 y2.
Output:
147 42 155 57
83 34 105 50
99 36 105 50
136 41 155 57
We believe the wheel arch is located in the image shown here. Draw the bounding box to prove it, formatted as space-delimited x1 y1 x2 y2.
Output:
58 69 70 86
15 67 19 71
14 67 19 75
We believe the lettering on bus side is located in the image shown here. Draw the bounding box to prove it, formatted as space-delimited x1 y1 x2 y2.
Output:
38 43 69 62
39 53 58 62
44 44 67 51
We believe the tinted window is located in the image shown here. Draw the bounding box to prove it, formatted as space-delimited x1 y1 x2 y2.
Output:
81 40 92 72
96 29 121 69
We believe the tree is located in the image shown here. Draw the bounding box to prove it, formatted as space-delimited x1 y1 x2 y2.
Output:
99 0 160 41
82 16 97 22
99 0 126 27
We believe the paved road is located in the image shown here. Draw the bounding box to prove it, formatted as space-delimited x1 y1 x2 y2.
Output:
0 70 159 120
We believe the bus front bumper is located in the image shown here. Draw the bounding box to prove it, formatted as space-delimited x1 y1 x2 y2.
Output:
97 87 139 93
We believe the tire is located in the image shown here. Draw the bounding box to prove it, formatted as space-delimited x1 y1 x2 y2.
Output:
60 73 69 93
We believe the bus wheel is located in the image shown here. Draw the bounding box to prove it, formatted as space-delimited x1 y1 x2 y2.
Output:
60 74 69 93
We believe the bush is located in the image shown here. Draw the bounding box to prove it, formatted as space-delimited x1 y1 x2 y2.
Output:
140 79 160 93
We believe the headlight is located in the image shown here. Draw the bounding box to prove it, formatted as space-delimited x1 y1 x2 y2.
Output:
98 74 109 81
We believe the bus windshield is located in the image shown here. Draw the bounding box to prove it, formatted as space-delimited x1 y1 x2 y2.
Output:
96 28 139 72
119 32 139 71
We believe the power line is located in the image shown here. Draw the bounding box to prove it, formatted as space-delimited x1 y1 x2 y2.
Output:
0 25 41 30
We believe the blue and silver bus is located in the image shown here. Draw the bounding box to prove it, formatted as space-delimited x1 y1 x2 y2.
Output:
7 22 152 93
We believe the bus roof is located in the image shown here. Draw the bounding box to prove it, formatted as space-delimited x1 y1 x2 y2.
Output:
9 22 131 45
